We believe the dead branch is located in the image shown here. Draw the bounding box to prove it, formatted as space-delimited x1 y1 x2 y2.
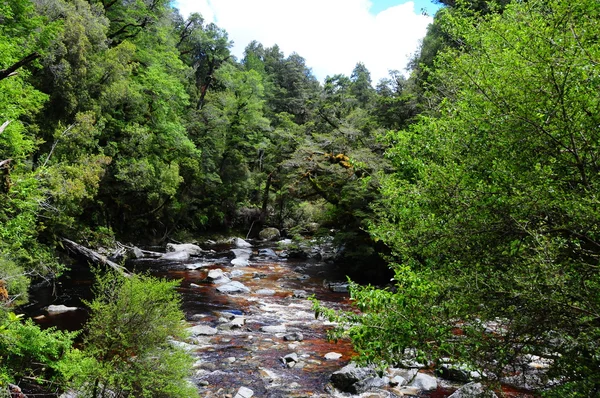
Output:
62 238 131 277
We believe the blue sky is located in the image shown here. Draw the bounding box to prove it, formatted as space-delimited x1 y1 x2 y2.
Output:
370 0 441 15
174 0 440 83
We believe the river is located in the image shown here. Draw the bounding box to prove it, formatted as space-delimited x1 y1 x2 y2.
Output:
23 239 536 397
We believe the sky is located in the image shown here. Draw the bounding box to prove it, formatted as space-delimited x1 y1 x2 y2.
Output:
173 0 441 84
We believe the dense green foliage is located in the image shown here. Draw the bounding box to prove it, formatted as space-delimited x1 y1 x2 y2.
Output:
0 271 192 397
3 0 599 395
68 271 195 397
316 0 600 395
0 311 76 391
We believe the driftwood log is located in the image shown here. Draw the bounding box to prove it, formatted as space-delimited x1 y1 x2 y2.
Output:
62 238 131 276
116 241 163 259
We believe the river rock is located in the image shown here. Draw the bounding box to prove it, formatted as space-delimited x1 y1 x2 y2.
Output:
166 243 203 256
284 332 304 342
292 290 309 299
389 368 418 382
325 352 343 360
231 248 252 259
186 262 209 270
219 317 246 330
208 269 231 285
234 238 252 248
286 248 309 259
188 325 218 336
525 354 553 370
260 325 287 333
216 281 251 294
234 386 254 398
230 317 245 328
408 372 437 391
448 382 498 398
326 282 350 293
231 248 252 266
258 227 280 241
281 352 299 368
437 362 482 382
397 387 420 396
330 363 380 393
230 269 245 278
131 246 145 259
161 251 190 261
389 375 406 386
231 258 249 267
169 339 200 351
256 288 276 296
47 304 79 314
258 248 278 258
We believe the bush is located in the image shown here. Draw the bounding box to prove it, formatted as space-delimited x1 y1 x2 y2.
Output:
69 270 195 398
0 312 77 392
0 255 29 308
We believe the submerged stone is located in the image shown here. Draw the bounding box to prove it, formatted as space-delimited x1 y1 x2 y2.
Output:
47 305 79 314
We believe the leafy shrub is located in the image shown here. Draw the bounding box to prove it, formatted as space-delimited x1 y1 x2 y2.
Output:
69 270 195 398
0 312 77 391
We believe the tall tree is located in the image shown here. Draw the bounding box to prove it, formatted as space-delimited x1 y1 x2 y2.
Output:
349 62 374 108
320 0 600 394
174 13 231 110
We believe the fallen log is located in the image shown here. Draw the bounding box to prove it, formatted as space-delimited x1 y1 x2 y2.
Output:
116 242 163 259
62 238 131 277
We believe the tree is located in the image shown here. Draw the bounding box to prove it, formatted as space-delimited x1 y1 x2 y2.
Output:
349 62 374 108
318 0 600 395
191 62 270 226
174 12 231 110
374 70 419 131
0 0 61 82
283 65 393 280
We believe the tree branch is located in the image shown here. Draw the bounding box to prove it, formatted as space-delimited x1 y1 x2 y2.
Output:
0 120 10 135
0 53 40 82
62 238 131 277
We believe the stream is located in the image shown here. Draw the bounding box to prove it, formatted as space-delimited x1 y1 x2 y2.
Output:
24 238 537 397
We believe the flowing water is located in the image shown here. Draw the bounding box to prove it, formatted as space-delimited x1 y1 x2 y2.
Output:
24 240 536 397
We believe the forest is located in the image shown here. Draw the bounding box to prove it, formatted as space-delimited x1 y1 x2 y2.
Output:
1 0 599 396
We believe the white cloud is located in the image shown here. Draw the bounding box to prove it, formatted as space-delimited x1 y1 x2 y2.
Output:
174 0 432 84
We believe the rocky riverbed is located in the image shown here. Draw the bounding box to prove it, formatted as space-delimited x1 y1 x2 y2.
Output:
26 237 540 397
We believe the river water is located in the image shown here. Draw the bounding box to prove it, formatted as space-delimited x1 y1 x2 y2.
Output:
25 240 360 396
24 240 536 397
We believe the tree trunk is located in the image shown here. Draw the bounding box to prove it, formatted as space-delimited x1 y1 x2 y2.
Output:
62 238 131 276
